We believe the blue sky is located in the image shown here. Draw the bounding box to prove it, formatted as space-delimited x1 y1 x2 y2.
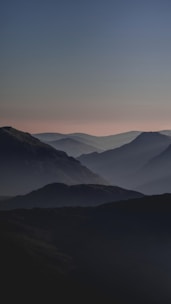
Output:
1 0 171 134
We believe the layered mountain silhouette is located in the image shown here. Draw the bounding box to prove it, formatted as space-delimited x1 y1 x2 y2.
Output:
78 132 171 192
1 194 171 303
34 131 141 152
0 127 105 196
0 183 143 210
135 143 171 194
47 137 101 157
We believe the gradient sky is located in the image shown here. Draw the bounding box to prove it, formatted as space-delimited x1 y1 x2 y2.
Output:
1 0 171 135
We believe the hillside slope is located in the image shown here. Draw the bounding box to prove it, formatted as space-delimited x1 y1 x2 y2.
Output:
0 127 105 195
78 132 171 190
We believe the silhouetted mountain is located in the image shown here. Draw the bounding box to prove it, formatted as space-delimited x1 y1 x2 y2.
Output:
0 127 105 196
1 194 171 303
135 143 171 194
78 132 171 190
48 137 101 157
0 183 143 210
34 131 141 151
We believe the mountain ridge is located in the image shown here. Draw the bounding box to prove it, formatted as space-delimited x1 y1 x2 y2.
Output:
34 130 141 151
47 137 101 157
78 132 171 192
0 182 143 210
0 127 106 196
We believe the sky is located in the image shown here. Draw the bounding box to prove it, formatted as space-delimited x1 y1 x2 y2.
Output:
1 0 171 135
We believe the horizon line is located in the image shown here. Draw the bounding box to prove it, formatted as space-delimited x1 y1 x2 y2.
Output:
1 125 171 137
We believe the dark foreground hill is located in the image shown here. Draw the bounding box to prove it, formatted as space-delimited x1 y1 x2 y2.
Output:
0 183 143 210
1 194 171 303
0 127 105 195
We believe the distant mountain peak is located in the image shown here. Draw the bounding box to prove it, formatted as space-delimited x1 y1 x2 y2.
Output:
136 131 166 138
0 126 47 147
132 131 170 144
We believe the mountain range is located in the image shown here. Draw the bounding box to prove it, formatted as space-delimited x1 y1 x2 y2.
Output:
78 132 171 194
0 182 143 210
1 126 171 196
46 137 102 157
1 125 171 303
34 130 141 155
0 127 105 196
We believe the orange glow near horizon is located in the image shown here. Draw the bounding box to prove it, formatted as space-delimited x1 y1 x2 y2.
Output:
0 118 171 136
